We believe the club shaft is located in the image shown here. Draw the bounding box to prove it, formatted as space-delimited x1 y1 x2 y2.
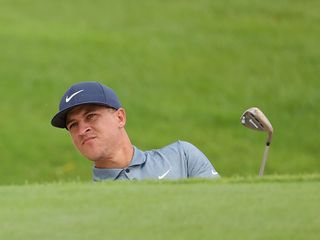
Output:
259 144 270 176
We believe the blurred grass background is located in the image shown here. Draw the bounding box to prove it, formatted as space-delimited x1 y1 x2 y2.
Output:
0 0 319 184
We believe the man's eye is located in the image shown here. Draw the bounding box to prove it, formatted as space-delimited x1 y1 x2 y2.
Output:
87 113 96 120
68 122 77 130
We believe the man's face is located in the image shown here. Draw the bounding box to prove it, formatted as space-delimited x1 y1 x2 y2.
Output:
66 104 126 163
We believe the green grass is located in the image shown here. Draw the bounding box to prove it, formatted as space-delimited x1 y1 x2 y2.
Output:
0 175 319 240
0 0 319 184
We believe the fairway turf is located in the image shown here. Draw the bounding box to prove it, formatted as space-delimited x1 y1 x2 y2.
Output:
0 175 319 240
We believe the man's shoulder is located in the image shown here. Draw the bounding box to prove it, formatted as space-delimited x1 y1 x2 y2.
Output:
141 141 200 164
146 140 193 153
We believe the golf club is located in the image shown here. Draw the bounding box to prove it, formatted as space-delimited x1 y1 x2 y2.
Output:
240 107 273 176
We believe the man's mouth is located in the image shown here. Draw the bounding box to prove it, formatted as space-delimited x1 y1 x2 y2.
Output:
82 136 96 145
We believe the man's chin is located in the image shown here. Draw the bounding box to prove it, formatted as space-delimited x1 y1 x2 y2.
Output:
80 150 101 162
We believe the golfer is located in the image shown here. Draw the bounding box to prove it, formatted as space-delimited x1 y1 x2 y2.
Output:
51 82 220 181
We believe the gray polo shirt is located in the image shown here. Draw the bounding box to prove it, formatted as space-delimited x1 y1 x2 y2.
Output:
93 140 220 181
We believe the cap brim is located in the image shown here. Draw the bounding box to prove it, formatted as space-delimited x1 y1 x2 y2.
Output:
51 102 115 128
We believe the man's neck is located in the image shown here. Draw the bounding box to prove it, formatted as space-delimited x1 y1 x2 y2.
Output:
94 144 134 169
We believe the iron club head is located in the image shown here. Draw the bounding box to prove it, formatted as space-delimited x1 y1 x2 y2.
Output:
240 107 273 144
240 107 274 176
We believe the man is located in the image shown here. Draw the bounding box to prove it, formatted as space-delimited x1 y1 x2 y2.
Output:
51 82 220 181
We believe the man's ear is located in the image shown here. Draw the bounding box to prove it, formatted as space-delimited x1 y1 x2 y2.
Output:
116 108 126 128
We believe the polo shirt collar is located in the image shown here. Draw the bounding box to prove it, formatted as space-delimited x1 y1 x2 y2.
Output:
93 167 122 181
129 146 146 166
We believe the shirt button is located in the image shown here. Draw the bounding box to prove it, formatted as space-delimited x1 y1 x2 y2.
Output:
125 169 130 173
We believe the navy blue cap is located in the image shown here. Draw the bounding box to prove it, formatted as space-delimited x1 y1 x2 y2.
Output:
51 82 121 128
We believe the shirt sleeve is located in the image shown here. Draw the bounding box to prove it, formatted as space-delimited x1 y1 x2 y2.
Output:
179 141 220 178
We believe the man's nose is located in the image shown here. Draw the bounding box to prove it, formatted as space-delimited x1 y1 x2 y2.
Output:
78 121 91 135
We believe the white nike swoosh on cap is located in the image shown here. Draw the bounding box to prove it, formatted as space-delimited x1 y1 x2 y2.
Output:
66 90 84 103
158 169 171 179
